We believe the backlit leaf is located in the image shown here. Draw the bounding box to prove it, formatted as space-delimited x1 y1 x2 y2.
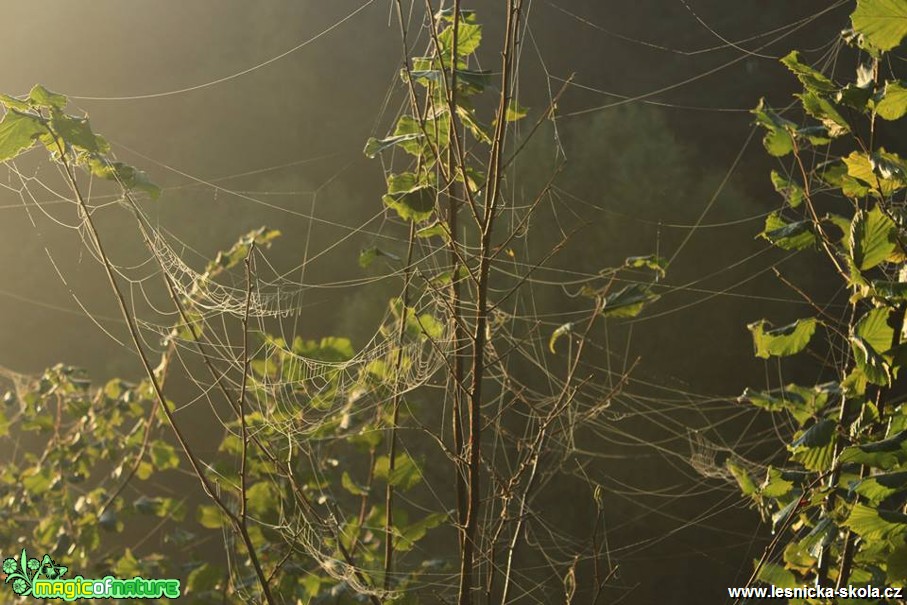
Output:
855 470 907 503
438 21 482 57
850 206 897 270
549 322 574 354
845 503 907 542
363 133 423 158
756 562 799 589
383 187 436 222
748 317 818 359
0 110 44 162
726 460 757 497
770 171 804 208
788 419 836 471
624 254 667 277
49 113 108 154
839 430 907 469
27 85 67 110
875 81 907 119
505 99 528 122
780 51 837 93
759 212 816 251
852 0 907 51
752 99 796 157
601 284 659 318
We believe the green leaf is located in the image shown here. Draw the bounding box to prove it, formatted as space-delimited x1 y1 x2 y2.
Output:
135 461 153 480
851 206 897 270
396 512 447 551
752 99 796 157
799 91 850 137
783 541 817 572
114 549 141 578
799 517 836 558
851 335 892 385
871 279 907 301
410 312 444 341
505 99 528 122
623 254 667 277
196 504 226 529
133 495 162 516
852 0 907 51
375 453 422 491
88 158 160 198
600 284 659 318
246 482 278 518
875 81 907 119
756 562 799 590
341 471 369 496
0 110 44 161
748 317 818 359
843 150 878 183
788 419 836 472
133 496 185 521
150 440 179 471
416 221 450 241
839 430 907 469
383 186 436 222
780 51 837 93
739 383 837 426
856 307 894 354
435 7 478 23
357 247 377 268
549 322 574 354
726 460 757 497
186 563 222 594
22 467 53 495
363 133 423 158
358 246 400 268
844 149 907 196
294 336 355 362
393 115 433 155
409 69 493 95
387 172 421 195
740 387 805 411
760 467 795 498
429 266 469 287
0 94 30 112
456 104 491 143
855 470 907 503
49 113 108 154
821 158 872 197
796 124 832 146
837 83 874 110
772 497 800 533
438 21 482 57
845 503 907 542
759 212 817 251
27 85 68 110
770 171 804 208
888 545 907 584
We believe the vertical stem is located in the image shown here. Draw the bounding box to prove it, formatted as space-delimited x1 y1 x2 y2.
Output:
446 0 469 557
238 247 255 523
457 3 520 603
384 220 418 592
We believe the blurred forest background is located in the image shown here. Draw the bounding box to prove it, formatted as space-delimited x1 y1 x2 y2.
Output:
0 1 854 603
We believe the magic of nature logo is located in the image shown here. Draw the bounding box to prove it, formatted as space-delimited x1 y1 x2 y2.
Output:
2 548 181 601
